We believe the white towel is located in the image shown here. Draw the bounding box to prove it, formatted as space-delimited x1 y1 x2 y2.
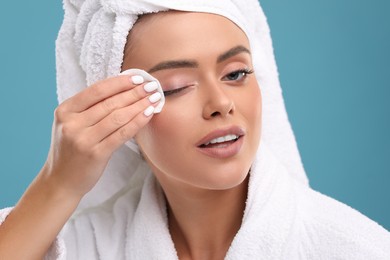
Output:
56 0 309 212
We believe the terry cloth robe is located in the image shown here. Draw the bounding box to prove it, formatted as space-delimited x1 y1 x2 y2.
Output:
60 144 390 259
2 144 389 259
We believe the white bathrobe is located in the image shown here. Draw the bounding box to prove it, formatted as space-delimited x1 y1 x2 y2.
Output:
1 0 389 259
2 144 389 259
60 144 390 259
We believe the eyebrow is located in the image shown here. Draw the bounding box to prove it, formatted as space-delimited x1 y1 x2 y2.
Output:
147 45 251 74
148 60 198 73
217 45 251 63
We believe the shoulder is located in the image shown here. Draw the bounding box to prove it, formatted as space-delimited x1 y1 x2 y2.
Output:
293 181 390 259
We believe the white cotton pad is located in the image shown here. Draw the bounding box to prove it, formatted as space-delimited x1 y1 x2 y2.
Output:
119 69 165 154
120 68 165 113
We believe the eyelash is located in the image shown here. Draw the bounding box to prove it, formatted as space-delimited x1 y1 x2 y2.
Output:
222 68 254 82
163 86 190 97
162 68 254 97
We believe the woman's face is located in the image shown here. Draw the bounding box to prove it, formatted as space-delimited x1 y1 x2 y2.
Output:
122 12 262 192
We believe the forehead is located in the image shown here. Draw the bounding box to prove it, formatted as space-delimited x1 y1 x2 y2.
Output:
123 11 250 70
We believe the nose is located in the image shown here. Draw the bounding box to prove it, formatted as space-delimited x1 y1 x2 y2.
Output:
202 81 235 119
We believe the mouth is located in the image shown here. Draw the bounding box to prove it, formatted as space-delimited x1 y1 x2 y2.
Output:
196 126 245 158
199 134 241 148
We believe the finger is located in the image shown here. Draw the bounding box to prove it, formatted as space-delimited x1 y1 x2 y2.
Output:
86 93 161 144
62 74 140 112
79 82 159 126
98 105 156 153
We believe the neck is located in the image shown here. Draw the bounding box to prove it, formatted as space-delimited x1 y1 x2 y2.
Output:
161 176 248 260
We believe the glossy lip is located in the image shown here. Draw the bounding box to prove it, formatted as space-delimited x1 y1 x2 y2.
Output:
195 126 246 158
196 136 244 159
195 125 246 147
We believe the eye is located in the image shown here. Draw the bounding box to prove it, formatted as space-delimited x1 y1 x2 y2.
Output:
163 86 190 97
222 68 254 82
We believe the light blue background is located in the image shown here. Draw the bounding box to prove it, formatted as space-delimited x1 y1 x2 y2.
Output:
1 1 389 231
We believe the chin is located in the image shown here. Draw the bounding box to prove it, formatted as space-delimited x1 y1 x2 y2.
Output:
192 164 251 191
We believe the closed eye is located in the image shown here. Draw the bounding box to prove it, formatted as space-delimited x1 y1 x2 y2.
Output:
163 86 190 97
222 68 254 82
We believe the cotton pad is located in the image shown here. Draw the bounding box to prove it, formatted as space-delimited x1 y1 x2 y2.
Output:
120 69 165 154
120 68 165 113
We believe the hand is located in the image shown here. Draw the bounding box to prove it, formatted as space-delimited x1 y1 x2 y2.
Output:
43 74 161 198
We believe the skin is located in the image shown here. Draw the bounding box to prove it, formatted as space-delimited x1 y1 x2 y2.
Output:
123 12 262 259
0 11 262 260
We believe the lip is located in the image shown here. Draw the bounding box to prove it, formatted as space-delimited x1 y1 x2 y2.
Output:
195 126 246 158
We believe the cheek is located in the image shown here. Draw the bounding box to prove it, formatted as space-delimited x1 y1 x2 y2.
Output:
238 83 262 128
135 102 195 165
238 83 262 154
253 86 262 125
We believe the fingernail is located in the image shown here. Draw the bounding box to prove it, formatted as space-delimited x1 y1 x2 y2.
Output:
144 81 159 92
144 105 155 117
148 92 162 103
131 75 144 85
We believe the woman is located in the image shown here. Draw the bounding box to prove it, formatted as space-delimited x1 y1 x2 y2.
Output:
1 0 389 259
